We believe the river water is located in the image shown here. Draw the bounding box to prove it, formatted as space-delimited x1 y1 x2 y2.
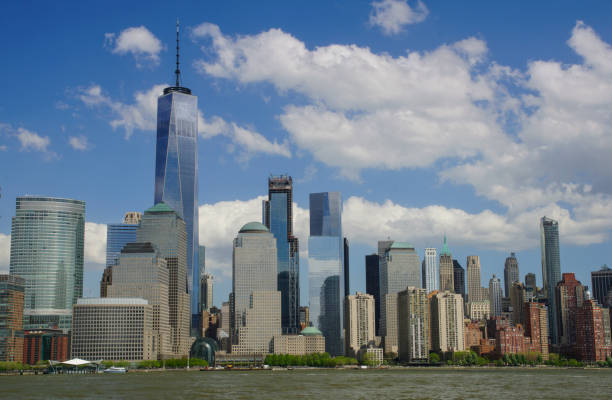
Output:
1 368 611 399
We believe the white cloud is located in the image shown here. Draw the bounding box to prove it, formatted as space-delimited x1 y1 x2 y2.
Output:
68 135 90 151
0 145 7 151
105 26 163 67
16 128 50 152
85 222 107 266
369 0 429 35
0 233 10 273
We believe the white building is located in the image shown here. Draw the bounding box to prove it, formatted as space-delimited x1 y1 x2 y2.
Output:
431 291 465 353
422 248 438 293
489 275 503 317
344 292 375 357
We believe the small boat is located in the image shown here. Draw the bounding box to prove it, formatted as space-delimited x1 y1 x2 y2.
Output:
103 366 127 374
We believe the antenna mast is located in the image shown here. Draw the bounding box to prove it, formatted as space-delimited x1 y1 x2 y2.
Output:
175 19 181 87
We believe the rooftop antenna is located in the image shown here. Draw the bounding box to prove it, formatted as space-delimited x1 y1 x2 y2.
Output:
175 18 181 87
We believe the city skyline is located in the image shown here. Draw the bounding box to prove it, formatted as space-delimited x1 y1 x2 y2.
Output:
2 1 612 309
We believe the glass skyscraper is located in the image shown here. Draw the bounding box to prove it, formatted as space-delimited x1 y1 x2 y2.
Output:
308 192 343 355
262 175 299 334
105 212 141 267
154 71 199 321
422 248 438 293
9 197 85 331
541 216 561 344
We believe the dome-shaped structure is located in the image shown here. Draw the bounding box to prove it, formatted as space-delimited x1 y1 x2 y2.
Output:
190 337 218 366
239 221 269 233
300 326 323 336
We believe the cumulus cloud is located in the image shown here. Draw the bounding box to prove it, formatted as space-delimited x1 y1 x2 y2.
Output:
16 128 50 152
369 0 429 35
68 135 91 151
105 26 163 67
0 233 10 273
0 145 7 151
85 222 107 266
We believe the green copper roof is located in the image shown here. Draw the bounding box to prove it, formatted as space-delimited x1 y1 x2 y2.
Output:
300 326 323 336
390 241 414 249
441 234 451 256
239 221 269 233
145 202 176 214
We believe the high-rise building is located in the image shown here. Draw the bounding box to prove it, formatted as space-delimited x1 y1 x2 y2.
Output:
100 266 113 298
510 282 527 326
489 275 503 317
591 265 612 307
525 273 537 293
0 275 25 362
198 246 206 313
365 254 380 336
201 274 213 312
71 298 155 361
299 306 310 329
154 26 199 321
344 238 350 298
541 216 562 344
466 255 483 303
105 212 141 267
262 175 300 334
452 259 465 299
380 242 421 353
137 202 191 357
10 197 85 331
439 236 454 292
376 241 393 336
556 273 585 347
397 287 429 362
575 299 612 362
504 253 520 298
107 242 171 358
422 248 438 293
344 292 375 357
231 222 280 354
430 291 465 353
308 192 344 355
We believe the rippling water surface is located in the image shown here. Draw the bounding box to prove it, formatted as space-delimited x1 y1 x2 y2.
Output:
2 368 612 399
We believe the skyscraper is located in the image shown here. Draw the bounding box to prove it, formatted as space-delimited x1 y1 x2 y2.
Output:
343 238 350 298
397 287 429 362
489 275 503 317
524 301 549 360
201 274 213 312
198 245 206 313
591 265 612 307
262 175 299 334
422 248 438 293
365 254 381 336
541 216 562 344
10 197 85 331
308 192 343 355
137 202 191 357
105 212 142 267
344 292 375 357
439 236 454 292
154 23 199 321
504 253 520 298
525 273 537 293
556 273 585 347
466 255 483 303
430 291 465 353
453 259 465 300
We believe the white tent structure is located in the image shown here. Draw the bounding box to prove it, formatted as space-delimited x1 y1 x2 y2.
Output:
48 358 103 373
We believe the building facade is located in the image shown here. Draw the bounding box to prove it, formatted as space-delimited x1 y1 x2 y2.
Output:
439 236 454 292
430 291 465 353
489 275 503 317
344 292 375 357
591 265 612 307
556 273 585 348
541 216 562 344
0 275 25 362
397 287 429 362
23 329 69 364
365 254 380 336
575 299 612 362
201 274 213 313
504 253 520 298
105 212 141 267
262 175 300 334
453 259 465 300
273 327 325 355
466 255 483 303
524 301 550 360
10 197 85 331
422 248 438 294
232 291 281 355
525 273 537 293
308 192 344 356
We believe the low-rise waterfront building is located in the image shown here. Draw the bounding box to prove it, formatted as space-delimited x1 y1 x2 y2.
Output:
0 275 25 362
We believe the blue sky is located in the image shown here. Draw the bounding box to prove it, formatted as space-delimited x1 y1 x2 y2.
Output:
1 0 612 307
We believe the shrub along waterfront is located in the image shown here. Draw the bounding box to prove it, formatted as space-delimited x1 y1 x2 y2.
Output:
264 353 358 367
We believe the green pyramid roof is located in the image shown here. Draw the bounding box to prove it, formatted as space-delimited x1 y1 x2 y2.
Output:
441 234 451 256
239 221 269 233
145 202 176 214
300 326 323 336
390 241 414 249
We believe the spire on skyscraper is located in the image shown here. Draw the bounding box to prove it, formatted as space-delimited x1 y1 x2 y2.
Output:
175 19 181 87
441 234 450 256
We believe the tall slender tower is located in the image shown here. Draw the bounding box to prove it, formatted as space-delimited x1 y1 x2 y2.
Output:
504 253 520 298
540 216 561 344
154 21 199 324
422 248 438 293
466 255 482 302
262 175 299 334
489 275 502 317
439 235 454 292
453 260 465 300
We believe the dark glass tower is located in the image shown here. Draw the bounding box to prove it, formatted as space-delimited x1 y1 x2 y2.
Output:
365 254 380 336
541 216 561 344
343 238 350 298
154 23 199 323
453 259 465 300
262 175 299 334
591 265 612 307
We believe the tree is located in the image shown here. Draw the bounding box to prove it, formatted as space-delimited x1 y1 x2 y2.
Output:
429 353 440 364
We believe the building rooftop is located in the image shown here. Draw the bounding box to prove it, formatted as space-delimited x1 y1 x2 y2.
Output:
239 221 270 233
145 202 176 214
76 298 149 305
300 326 323 336
121 242 156 254
389 241 414 249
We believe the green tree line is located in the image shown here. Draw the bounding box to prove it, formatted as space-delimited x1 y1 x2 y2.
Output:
264 353 358 367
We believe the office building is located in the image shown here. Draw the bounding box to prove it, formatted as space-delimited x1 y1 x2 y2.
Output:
556 273 585 347
467 255 484 302
453 259 465 299
137 202 191 357
365 254 381 335
105 212 141 267
591 265 612 307
524 301 549 360
201 274 213 312
23 329 70 364
0 275 24 362
510 282 527 326
575 299 612 362
397 287 429 362
232 291 281 355
71 298 155 361
100 267 113 298
344 238 350 298
299 306 310 329
525 273 537 293
430 291 465 353
541 216 562 344
198 246 206 313
489 275 503 317
154 29 200 320
344 292 375 357
504 253 520 298
422 248 438 294
263 175 300 334
308 192 344 355
439 236 454 292
467 300 490 321
10 197 85 331
107 242 171 358
273 327 325 355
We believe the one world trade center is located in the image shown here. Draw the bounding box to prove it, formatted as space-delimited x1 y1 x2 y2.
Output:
154 22 199 327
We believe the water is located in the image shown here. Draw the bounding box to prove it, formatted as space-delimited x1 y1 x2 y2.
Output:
1 368 611 399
